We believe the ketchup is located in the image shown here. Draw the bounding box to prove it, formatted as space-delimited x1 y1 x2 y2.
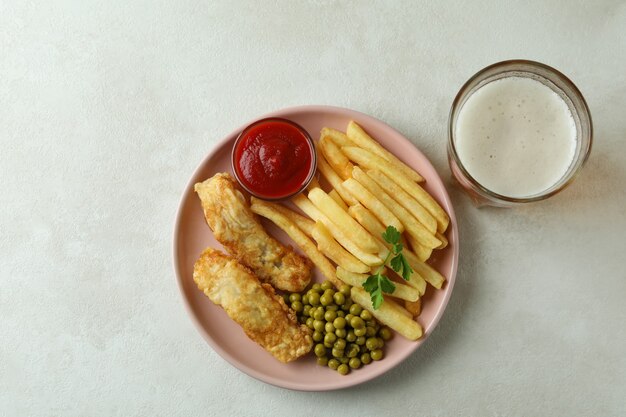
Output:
233 118 315 199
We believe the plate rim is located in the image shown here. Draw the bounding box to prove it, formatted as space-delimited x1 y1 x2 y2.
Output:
172 104 459 391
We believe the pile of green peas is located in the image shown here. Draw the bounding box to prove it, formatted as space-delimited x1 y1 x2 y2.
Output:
285 280 393 375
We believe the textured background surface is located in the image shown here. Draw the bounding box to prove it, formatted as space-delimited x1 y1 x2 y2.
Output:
1 1 625 416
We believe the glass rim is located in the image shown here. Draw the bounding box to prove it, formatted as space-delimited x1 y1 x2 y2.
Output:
448 59 593 204
231 117 318 201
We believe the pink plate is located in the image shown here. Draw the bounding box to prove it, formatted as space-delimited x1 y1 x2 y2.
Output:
173 105 459 391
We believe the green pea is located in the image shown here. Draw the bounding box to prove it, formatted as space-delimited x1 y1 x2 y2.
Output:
379 327 393 341
354 327 366 337
328 358 340 370
321 280 334 291
324 322 335 334
336 311 345 318
302 294 309 305
313 308 325 321
320 294 333 306
323 288 336 299
333 317 347 330
366 337 379 351
333 339 346 350
337 364 349 375
349 304 362 316
365 326 377 337
314 344 326 357
291 301 303 313
333 292 345 305
361 353 372 364
376 338 385 348
371 349 383 361
331 347 344 358
345 314 354 323
355 335 366 345
360 310 372 320
324 332 337 345
346 343 360 358
313 330 323 342
309 292 321 306
340 284 351 296
313 320 325 332
312 283 322 291
324 310 337 322
346 330 356 342
289 293 301 303
339 357 349 364
317 356 328 366
326 304 339 312
335 328 347 339
306 317 314 329
350 316 365 329
349 357 361 369
302 305 311 317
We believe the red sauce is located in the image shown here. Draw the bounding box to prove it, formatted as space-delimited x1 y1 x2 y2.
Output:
233 118 315 199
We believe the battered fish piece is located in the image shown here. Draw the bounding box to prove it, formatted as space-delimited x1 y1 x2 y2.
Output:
193 248 312 363
194 173 312 292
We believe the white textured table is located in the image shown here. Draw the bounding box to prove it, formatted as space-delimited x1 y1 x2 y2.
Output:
2 2 625 416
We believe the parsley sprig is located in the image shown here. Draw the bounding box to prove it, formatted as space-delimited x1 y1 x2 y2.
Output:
362 226 413 309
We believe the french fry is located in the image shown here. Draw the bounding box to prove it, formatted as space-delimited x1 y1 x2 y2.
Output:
351 167 441 249
337 267 419 302
384 296 414 319
251 197 315 237
351 287 422 340
406 234 433 262
328 189 348 211
342 177 404 233
250 201 342 288
435 232 448 249
317 155 358 206
308 187 379 253
348 204 427 296
292 193 383 266
404 299 422 318
403 248 446 289
321 127 352 147
320 137 353 180
313 222 369 273
342 146 449 233
346 121 424 183
366 169 437 234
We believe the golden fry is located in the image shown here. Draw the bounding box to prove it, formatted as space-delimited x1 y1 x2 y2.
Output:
292 193 383 266
312 222 370 273
317 155 358 206
320 137 353 180
366 169 437 234
250 197 315 237
403 248 446 289
435 232 448 249
321 127 352 147
351 287 422 340
404 298 422 318
346 120 424 183
342 177 404 233
407 233 433 262
352 167 440 249
308 187 379 253
328 189 348 211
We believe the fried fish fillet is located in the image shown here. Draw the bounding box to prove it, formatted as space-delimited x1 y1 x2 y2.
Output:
194 173 312 292
193 248 312 363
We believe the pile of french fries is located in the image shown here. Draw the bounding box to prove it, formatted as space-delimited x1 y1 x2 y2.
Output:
250 121 450 341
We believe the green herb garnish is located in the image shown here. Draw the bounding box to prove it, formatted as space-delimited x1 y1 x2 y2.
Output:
362 226 413 309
